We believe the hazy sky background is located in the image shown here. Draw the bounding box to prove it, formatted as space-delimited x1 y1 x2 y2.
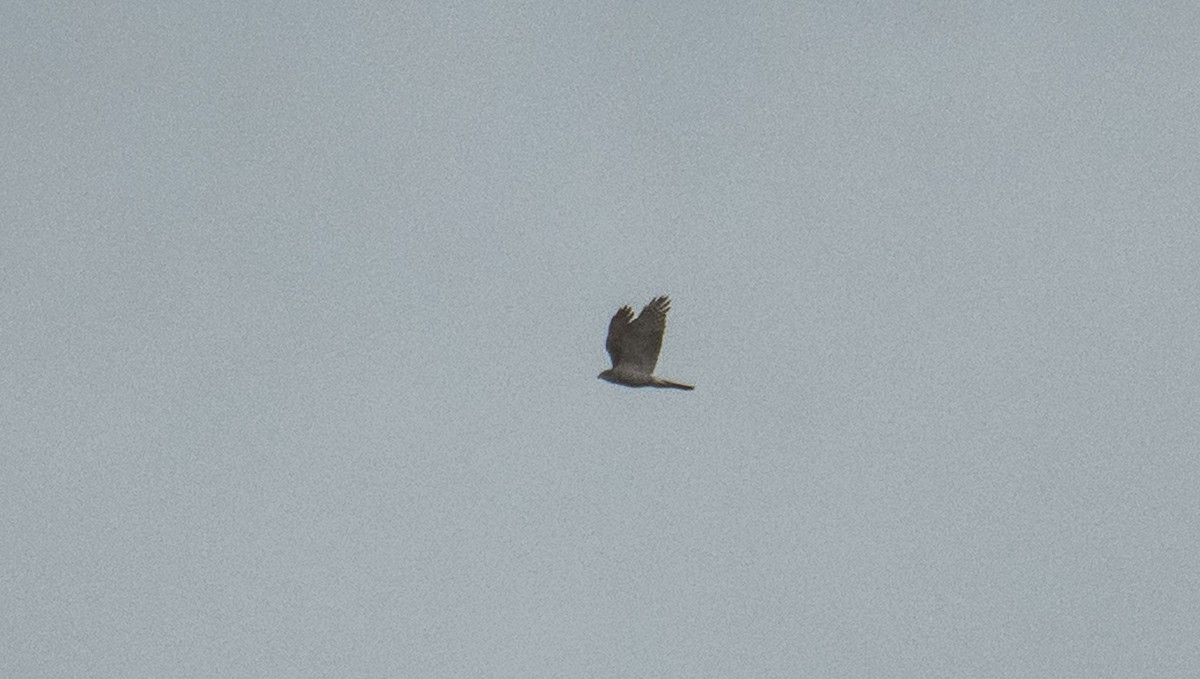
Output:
4 2 1199 676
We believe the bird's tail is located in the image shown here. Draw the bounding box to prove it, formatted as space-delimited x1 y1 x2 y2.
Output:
653 378 694 391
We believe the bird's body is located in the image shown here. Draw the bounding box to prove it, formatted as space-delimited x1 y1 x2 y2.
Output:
598 366 694 390
598 296 694 391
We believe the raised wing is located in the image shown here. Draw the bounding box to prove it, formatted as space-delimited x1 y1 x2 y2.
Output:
605 305 634 368
607 296 670 374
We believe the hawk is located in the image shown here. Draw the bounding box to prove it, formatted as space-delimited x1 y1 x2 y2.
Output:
598 296 694 390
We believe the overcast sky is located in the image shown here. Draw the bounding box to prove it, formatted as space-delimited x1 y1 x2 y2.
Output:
4 2 1199 676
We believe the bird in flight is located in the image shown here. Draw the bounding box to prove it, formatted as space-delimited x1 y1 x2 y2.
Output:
598 296 694 390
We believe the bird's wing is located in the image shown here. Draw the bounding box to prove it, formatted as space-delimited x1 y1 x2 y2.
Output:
615 296 670 374
605 305 634 368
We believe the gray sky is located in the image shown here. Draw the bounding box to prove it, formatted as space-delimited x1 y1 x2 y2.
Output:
4 2 1199 676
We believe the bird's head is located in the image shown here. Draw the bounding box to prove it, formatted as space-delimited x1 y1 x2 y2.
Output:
597 369 616 383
